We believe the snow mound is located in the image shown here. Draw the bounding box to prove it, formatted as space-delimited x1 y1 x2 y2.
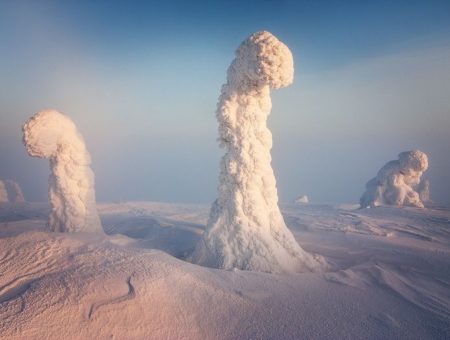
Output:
22 110 102 233
360 150 429 208
191 31 325 273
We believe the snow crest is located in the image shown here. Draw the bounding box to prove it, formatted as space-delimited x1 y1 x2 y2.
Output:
191 31 325 273
22 110 102 233
360 150 429 208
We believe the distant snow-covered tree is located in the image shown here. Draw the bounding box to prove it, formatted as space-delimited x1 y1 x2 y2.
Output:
360 150 429 208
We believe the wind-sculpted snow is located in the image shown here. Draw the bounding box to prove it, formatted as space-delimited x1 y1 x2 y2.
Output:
191 31 325 273
22 110 102 233
1 202 449 339
360 150 429 208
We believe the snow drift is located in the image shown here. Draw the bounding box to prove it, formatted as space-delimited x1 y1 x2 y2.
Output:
191 31 325 273
22 110 102 233
360 150 429 208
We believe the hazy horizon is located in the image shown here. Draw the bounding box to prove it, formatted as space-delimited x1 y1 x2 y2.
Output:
1 0 449 205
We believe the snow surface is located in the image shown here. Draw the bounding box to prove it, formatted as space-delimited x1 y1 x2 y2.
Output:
0 201 449 339
191 31 324 273
22 110 102 233
360 150 429 208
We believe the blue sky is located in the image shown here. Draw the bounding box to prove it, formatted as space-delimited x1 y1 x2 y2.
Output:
1 0 450 204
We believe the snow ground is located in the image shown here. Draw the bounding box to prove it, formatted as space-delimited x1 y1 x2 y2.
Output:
0 201 449 339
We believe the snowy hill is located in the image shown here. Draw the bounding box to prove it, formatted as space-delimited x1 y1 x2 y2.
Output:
0 202 449 339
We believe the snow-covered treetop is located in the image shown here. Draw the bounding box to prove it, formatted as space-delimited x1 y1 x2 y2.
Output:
398 150 428 173
22 110 87 162
228 31 294 89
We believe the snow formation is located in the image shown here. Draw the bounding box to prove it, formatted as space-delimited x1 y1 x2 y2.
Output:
191 31 325 273
22 110 102 233
295 195 309 204
360 150 429 208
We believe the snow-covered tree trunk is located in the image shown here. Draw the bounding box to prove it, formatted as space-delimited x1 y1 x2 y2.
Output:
23 110 102 233
191 31 325 273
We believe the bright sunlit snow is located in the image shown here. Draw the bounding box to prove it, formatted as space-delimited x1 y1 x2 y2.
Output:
0 201 449 339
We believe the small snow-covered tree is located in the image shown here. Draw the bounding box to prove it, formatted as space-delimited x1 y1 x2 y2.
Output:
191 31 325 273
360 150 429 208
23 110 102 232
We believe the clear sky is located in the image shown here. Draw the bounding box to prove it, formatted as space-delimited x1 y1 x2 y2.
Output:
1 0 450 204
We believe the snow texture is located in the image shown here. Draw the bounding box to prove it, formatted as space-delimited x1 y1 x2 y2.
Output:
1 201 449 339
295 195 309 204
360 150 429 208
191 31 324 273
22 110 102 233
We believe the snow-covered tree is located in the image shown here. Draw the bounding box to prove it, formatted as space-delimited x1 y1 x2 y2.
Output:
191 31 325 273
360 150 429 208
23 110 102 232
